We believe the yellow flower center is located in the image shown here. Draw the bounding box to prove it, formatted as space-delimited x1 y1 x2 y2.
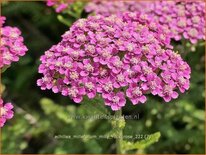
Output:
192 16 200 24
188 28 198 37
104 82 113 91
117 74 124 82
114 60 122 68
177 20 186 27
133 88 142 96
69 89 78 97
85 82 94 90
70 72 79 80
3 53 12 60
85 64 93 72
112 96 120 104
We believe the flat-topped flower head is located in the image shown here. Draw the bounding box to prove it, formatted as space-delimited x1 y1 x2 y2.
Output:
37 12 191 111
85 1 205 44
85 0 151 17
148 1 205 44
0 99 14 127
0 16 28 69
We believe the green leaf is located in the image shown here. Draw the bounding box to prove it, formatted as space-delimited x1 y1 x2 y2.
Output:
106 128 121 139
85 140 102 153
40 98 58 114
40 98 76 124
57 15 73 27
122 132 161 151
193 110 205 121
1 65 10 73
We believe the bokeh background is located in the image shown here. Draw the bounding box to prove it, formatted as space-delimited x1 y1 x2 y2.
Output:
1 1 205 154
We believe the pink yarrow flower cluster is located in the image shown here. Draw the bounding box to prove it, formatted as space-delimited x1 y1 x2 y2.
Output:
148 1 205 44
0 99 14 127
37 13 191 111
85 0 151 17
85 1 205 44
0 16 28 69
0 16 6 26
46 0 74 13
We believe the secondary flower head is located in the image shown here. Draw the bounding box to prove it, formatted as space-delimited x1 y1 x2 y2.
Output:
0 16 28 69
0 99 14 127
85 0 151 17
148 1 205 44
46 0 74 13
85 1 205 44
37 12 191 111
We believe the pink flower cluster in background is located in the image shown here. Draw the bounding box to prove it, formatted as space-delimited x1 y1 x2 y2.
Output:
0 99 14 127
0 16 6 26
46 0 74 13
148 1 205 44
37 13 191 111
0 16 28 69
85 1 205 44
85 0 151 17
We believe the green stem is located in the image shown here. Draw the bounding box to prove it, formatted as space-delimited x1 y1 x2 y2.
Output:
57 15 72 27
115 109 124 154
181 39 188 57
182 39 186 51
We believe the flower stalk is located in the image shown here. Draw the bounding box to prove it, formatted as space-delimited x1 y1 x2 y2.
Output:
115 109 125 154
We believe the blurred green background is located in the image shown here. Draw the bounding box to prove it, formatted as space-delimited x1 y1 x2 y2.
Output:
1 1 205 154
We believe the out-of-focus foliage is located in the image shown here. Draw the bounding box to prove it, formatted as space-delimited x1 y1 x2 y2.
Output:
57 1 86 26
122 132 161 151
1 1 205 154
